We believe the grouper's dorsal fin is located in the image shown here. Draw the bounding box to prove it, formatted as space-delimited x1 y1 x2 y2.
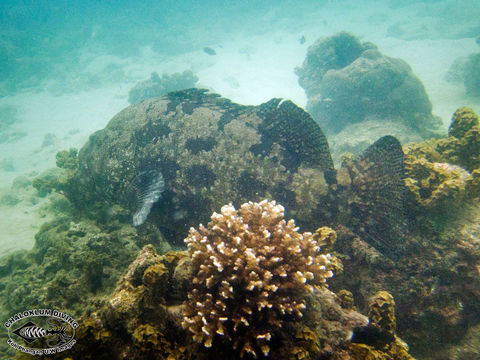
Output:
345 135 407 259
166 88 221 103
164 88 248 115
254 98 334 172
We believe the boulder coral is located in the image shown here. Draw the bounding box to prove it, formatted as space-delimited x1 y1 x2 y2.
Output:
404 107 480 220
368 291 396 336
182 200 340 357
295 31 439 136
349 292 413 360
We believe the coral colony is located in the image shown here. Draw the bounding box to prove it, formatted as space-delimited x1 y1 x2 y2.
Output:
182 200 338 357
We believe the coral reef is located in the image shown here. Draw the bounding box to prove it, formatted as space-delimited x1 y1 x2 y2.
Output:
54 202 414 360
329 108 480 358
128 70 199 104
0 217 169 316
32 148 79 198
404 107 480 222
10 89 479 359
32 168 68 197
449 107 479 139
368 291 396 335
0 207 172 358
55 148 79 170
334 204 480 358
295 31 439 137
21 245 192 360
182 200 340 357
348 291 413 360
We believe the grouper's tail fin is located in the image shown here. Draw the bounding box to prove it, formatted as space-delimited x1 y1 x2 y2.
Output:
344 135 407 260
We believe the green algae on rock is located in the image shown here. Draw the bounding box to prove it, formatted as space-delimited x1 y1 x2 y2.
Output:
0 215 172 353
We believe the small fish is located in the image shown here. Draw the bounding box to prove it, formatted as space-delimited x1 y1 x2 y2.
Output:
299 35 306 45
203 47 216 56
350 325 395 349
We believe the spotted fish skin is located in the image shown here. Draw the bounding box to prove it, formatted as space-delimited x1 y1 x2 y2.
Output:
335 135 407 259
73 89 334 245
72 89 407 256
255 98 334 172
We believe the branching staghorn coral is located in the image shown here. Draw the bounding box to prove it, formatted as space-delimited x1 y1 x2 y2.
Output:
182 200 339 358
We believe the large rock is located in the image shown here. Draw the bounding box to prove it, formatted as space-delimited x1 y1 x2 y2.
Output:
296 32 440 136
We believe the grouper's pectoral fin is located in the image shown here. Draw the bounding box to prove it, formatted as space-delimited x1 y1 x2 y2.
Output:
254 98 334 173
342 135 407 260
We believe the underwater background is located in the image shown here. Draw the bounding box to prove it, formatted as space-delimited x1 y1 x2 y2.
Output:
0 0 480 359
